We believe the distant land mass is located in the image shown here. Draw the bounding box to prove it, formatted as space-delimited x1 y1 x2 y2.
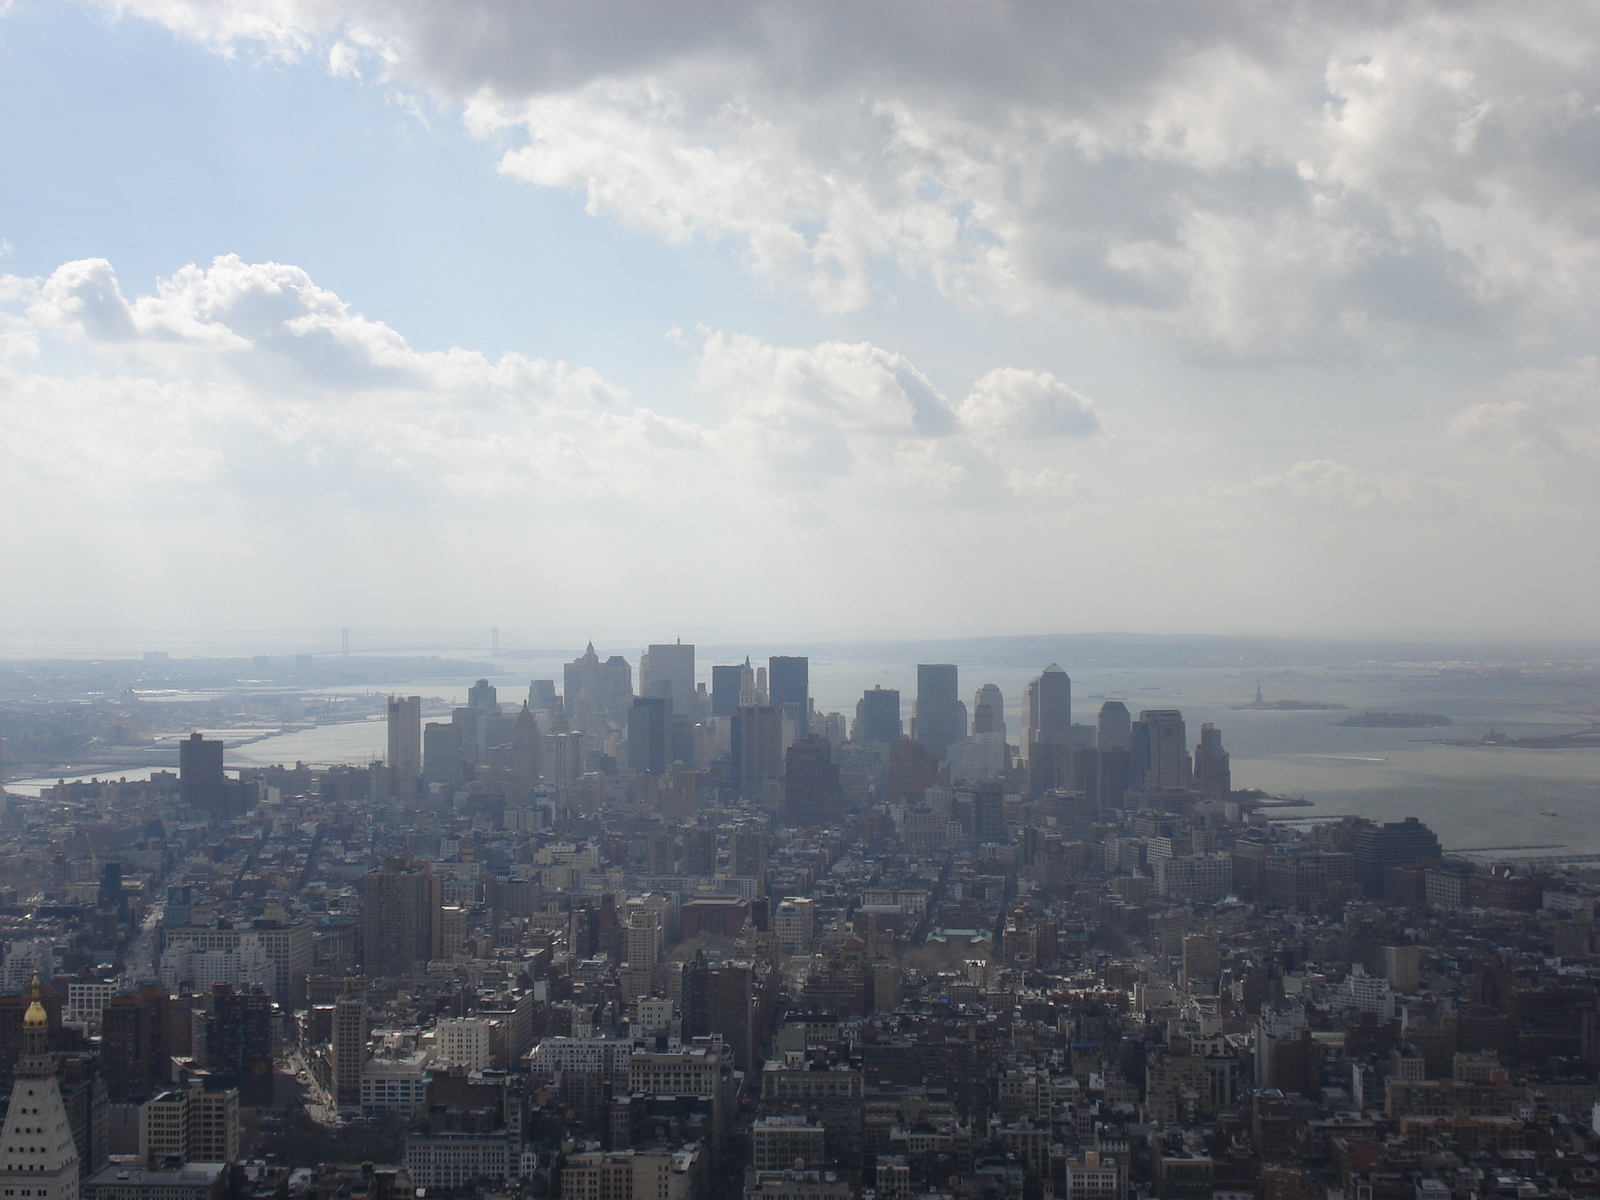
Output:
1338 711 1454 728
1234 685 1347 711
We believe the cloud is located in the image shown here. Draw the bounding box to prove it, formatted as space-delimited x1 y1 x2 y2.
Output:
1452 356 1600 462
1224 458 1466 513
0 255 1081 515
960 368 1101 437
95 1 1600 357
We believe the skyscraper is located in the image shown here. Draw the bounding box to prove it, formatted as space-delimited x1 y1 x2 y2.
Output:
971 684 1006 739
563 643 633 724
361 859 443 975
1353 817 1442 898
1194 723 1231 796
1097 700 1132 750
853 686 902 746
769 656 810 734
1025 664 1072 747
1140 709 1191 789
386 695 422 797
782 737 847 827
205 982 274 1106
332 995 368 1108
914 664 966 761
509 703 543 799
422 721 467 791
732 705 782 797
710 664 743 717
179 732 226 813
627 697 671 776
467 678 500 713
640 642 696 714
0 980 77 1200
972 782 1006 844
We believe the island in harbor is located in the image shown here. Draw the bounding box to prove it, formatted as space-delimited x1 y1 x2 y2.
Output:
1338 710 1453 728
1233 684 1349 711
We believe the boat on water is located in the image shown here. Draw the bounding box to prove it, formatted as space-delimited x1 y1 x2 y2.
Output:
1541 810 1559 817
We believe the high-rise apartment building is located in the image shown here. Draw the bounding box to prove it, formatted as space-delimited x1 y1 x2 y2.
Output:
971 684 1006 740
641 642 696 713
332 996 368 1108
361 859 442 975
179 732 227 814
914 664 966 761
386 696 422 797
853 687 901 746
769 657 810 734
732 706 782 796
1139 710 1191 789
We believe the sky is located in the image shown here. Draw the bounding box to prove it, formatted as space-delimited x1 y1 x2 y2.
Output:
1 0 1598 649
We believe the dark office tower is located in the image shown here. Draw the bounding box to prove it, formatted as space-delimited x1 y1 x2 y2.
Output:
1070 745 1100 798
1194 723 1231 797
1139 709 1191 788
627 697 671 776
510 704 543 799
1025 664 1072 746
1097 700 1132 750
1129 720 1151 788
529 679 559 712
1353 817 1442 898
972 684 1006 739
853 686 902 746
467 678 500 713
641 642 696 714
972 782 1006 844
914 664 966 761
680 828 717 877
883 739 939 803
563 643 634 721
711 665 743 718
769 656 810 734
782 737 847 827
100 985 168 1102
206 982 273 1106
423 722 467 791
362 858 443 975
179 732 226 813
731 705 782 797
97 862 124 910
1097 748 1131 808
386 695 422 797
706 962 756 1070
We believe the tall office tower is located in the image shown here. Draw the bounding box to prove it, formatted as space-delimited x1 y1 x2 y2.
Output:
914 664 967 761
101 985 168 1102
206 982 273 1106
509 704 543 800
0 982 77 1200
422 722 467 791
680 828 717 877
971 684 1006 739
1129 719 1151 788
179 732 227 813
769 656 810 734
1193 724 1231 797
627 697 671 776
331 995 368 1107
361 859 443 975
1353 817 1442 898
782 737 847 827
528 679 559 714
972 782 1006 844
739 658 759 706
731 705 782 796
705 962 756 1070
625 909 661 970
1097 748 1132 808
467 678 500 713
754 665 768 704
710 665 743 717
563 643 634 722
1097 700 1132 749
883 739 939 802
853 686 902 746
640 642 696 713
1025 664 1072 748
1139 709 1191 789
97 861 124 912
386 695 422 797
451 706 484 767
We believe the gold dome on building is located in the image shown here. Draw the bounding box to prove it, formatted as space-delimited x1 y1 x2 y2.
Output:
23 972 46 1028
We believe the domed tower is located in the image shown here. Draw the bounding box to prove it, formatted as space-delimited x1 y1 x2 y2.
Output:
0 975 79 1200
